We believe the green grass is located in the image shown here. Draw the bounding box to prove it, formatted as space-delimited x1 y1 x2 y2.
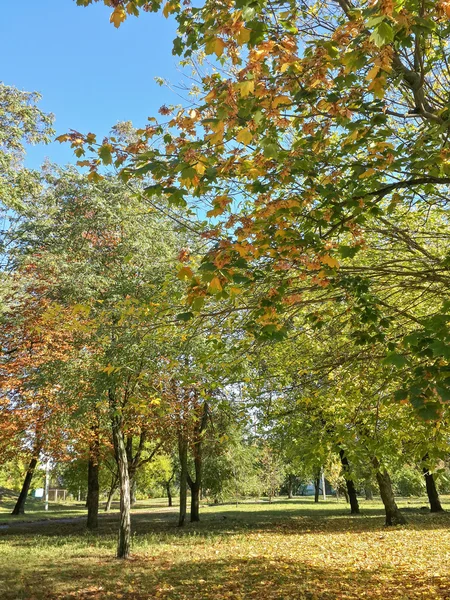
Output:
1 496 450 599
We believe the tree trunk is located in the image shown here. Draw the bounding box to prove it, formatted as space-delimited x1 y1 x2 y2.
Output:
110 398 131 559
189 480 200 522
287 474 294 499
423 467 444 513
178 438 188 527
373 459 407 526
105 474 118 512
130 477 137 506
166 481 173 507
339 449 360 515
187 400 207 523
364 484 373 501
314 471 320 503
12 456 38 515
86 430 100 530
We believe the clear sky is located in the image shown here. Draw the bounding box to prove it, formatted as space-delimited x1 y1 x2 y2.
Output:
2 0 181 168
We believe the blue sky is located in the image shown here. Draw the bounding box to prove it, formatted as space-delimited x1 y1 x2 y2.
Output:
2 0 181 168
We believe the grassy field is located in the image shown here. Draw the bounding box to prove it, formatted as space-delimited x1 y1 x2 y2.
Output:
1 496 450 599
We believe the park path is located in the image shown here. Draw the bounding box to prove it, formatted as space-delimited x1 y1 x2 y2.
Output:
0 505 178 531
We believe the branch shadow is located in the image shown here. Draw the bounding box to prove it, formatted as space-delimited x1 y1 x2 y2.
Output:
0 553 448 599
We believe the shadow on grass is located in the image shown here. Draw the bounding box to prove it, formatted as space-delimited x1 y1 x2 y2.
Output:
2 501 450 548
0 553 448 600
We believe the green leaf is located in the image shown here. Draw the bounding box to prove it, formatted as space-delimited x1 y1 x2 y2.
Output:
370 22 394 47
176 312 194 322
383 352 409 368
98 144 113 165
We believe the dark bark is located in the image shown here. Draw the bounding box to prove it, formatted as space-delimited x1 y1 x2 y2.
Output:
12 455 38 515
188 477 200 522
166 471 174 507
187 401 208 523
105 474 118 512
110 390 131 559
166 481 173 507
178 437 188 527
373 459 407 526
314 471 321 503
86 427 100 530
422 456 444 513
339 449 360 515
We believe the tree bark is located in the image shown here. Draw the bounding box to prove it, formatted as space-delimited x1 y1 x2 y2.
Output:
86 427 100 530
130 477 137 506
189 478 200 522
422 458 444 513
166 481 173 507
105 474 118 512
178 437 188 527
110 390 131 559
287 474 294 499
12 455 38 515
187 400 208 522
373 459 407 526
364 484 374 501
339 449 360 515
314 470 320 503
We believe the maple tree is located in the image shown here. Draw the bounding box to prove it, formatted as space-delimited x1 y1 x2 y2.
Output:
69 0 450 417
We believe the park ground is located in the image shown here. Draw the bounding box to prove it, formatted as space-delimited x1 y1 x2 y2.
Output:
1 497 450 599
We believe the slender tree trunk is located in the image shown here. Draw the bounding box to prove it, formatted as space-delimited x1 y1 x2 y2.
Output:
166 481 173 507
110 390 131 559
130 477 137 506
86 428 100 530
373 459 407 526
364 484 374 501
287 474 294 499
12 456 38 515
314 471 320 503
178 437 188 527
187 400 207 523
339 449 360 515
105 474 118 512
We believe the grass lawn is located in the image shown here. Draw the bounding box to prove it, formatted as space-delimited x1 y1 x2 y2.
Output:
1 496 450 599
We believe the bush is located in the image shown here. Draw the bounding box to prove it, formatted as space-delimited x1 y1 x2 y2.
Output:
392 466 425 497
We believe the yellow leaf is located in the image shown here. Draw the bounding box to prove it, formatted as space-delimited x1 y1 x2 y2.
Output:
194 162 206 175
204 90 216 104
177 266 193 280
272 95 291 108
208 276 223 293
206 206 225 217
110 6 126 28
236 27 250 45
366 64 381 81
162 2 176 17
236 128 253 145
206 37 226 57
237 80 255 97
320 255 340 269
359 168 376 179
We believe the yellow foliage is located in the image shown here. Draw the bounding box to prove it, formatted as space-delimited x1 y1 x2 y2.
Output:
236 128 253 144
110 6 126 28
